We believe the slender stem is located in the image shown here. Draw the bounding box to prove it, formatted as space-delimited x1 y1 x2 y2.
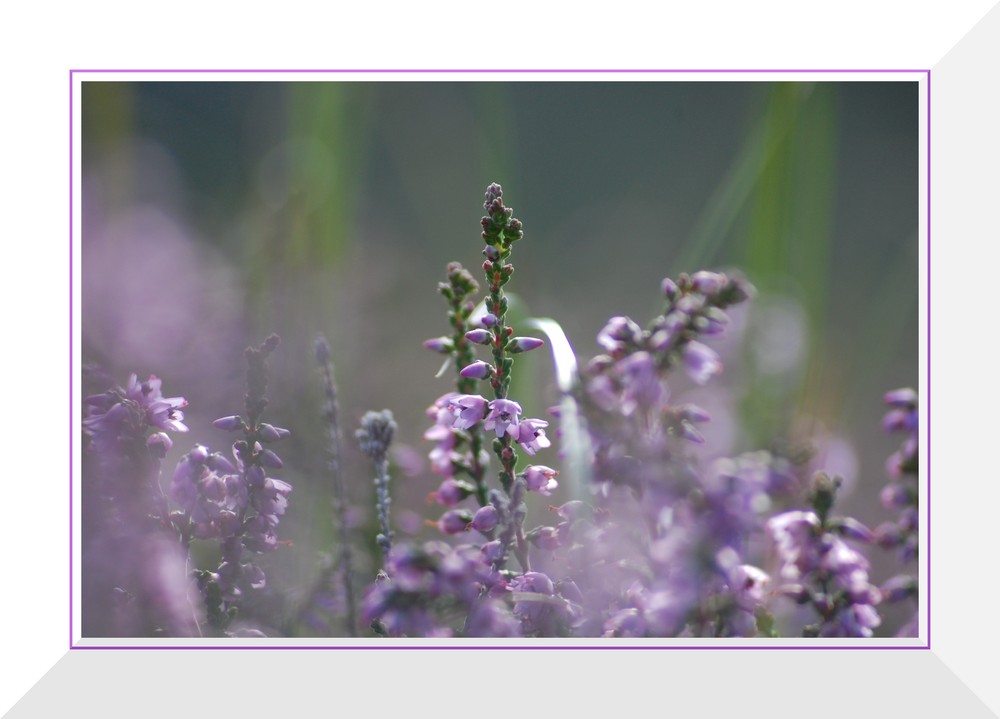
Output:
317 345 358 636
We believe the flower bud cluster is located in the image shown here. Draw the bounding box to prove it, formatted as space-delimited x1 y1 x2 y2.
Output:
188 336 293 626
766 473 882 637
362 541 520 637
356 410 398 559
873 388 919 562
587 271 753 417
873 388 919 635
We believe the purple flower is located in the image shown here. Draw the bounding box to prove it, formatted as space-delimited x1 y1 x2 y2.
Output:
258 423 291 442
523 465 559 495
484 399 523 438
616 351 666 415
514 418 551 456
438 509 474 535
471 505 499 533
690 270 726 295
213 415 244 431
729 564 769 610
682 341 722 385
253 478 293 518
447 394 490 430
460 361 493 380
429 478 473 507
126 374 189 432
464 329 493 345
508 336 544 353
423 337 454 354
597 316 642 354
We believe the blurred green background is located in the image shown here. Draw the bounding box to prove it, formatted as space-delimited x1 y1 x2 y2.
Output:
81 80 918 633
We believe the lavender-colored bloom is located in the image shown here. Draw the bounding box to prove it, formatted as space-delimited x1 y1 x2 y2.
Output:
258 423 290 442
471 505 499 533
597 316 642 354
523 465 559 495
213 415 244 431
447 394 490 430
508 336 544 353
146 432 173 458
430 478 473 507
514 418 551 456
460 361 493 380
484 398 523 438
766 510 821 579
125 374 190 433
253 478 293 518
438 509 473 535
682 340 723 385
617 351 666 415
464 329 493 345
690 270 726 295
423 337 454 354
729 564 769 610
527 525 561 550
884 388 918 408
259 448 283 469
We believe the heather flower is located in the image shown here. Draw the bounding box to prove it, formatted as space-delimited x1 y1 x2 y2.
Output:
438 509 474 535
484 398 523 438
430 477 474 507
766 474 882 637
357 410 398 559
460 360 493 380
423 337 454 354
616 351 666 415
596 316 642 354
508 336 544 353
464 329 492 345
682 340 723 385
471 505 499 533
514 418 551 456
523 465 559 495
448 394 490 430
729 564 769 610
125 373 190 433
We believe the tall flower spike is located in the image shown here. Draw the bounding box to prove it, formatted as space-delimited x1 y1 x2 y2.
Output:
356 410 398 561
313 335 358 636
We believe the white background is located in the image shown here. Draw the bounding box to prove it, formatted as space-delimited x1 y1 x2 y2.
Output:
2 1 997 716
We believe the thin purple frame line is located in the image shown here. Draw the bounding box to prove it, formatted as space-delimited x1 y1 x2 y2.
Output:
69 70 930 651
75 644 922 651
926 69 932 650
68 68 930 74
69 69 75 651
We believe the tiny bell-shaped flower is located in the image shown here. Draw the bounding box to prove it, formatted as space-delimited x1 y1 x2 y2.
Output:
523 465 559 495
437 509 474 535
213 415 244 432
464 329 493 345
258 423 291 442
423 337 454 354
460 361 493 380
508 336 544 354
471 505 499 533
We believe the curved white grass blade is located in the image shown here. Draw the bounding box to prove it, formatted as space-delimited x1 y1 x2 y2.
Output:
527 317 593 499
